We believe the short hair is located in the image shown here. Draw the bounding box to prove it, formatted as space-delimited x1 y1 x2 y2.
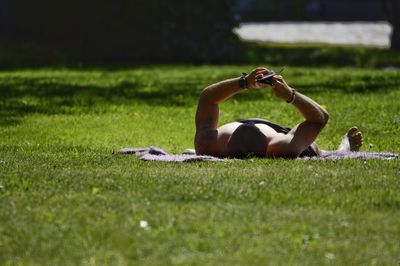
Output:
227 123 268 158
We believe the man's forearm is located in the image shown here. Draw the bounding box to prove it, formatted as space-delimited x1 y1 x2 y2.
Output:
200 77 245 104
291 91 329 124
270 75 328 125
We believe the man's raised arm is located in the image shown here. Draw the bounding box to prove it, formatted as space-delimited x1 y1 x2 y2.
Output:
267 75 329 157
195 68 268 129
195 68 268 155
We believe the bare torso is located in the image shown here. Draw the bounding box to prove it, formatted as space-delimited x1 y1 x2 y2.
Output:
197 122 287 157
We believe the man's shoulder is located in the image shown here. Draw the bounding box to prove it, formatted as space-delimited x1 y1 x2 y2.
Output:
195 127 219 155
195 123 238 157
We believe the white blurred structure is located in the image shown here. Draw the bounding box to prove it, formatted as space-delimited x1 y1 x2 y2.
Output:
234 22 392 47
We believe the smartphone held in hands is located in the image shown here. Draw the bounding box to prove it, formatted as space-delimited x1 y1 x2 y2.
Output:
256 70 276 85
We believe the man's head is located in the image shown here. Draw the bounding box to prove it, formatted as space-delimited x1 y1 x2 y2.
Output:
227 122 268 158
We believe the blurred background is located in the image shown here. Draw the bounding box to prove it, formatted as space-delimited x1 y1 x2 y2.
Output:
0 0 399 67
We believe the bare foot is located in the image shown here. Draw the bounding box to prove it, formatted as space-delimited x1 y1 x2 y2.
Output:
338 127 363 152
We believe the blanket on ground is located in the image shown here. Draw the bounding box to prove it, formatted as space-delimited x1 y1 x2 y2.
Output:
114 146 398 162
114 147 226 162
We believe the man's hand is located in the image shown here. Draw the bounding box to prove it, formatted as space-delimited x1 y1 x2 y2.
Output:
247 69 293 101
270 75 294 101
246 67 270 89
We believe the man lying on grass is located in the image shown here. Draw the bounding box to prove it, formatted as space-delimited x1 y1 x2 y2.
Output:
195 67 363 158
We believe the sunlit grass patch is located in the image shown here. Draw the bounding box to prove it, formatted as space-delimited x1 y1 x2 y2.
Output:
0 66 399 265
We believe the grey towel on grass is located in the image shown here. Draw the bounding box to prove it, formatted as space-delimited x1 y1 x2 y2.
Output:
311 150 398 160
114 146 398 162
115 146 226 162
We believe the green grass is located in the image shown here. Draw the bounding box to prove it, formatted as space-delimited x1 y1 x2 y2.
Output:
0 65 400 265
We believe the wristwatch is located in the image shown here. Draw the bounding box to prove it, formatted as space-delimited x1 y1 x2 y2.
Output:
239 73 248 89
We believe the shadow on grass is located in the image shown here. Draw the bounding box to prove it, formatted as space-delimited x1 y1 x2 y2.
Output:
2 42 400 69
1 68 399 126
0 80 194 126
245 42 400 68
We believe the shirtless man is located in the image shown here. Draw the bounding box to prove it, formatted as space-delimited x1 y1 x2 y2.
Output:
195 67 363 158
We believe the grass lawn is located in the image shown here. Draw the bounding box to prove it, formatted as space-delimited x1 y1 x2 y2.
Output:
0 65 399 265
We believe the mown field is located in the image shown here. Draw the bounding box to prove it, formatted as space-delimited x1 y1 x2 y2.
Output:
0 64 399 265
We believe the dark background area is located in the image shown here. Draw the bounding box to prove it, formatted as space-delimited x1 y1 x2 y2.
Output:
235 0 387 22
0 0 240 65
0 0 399 67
